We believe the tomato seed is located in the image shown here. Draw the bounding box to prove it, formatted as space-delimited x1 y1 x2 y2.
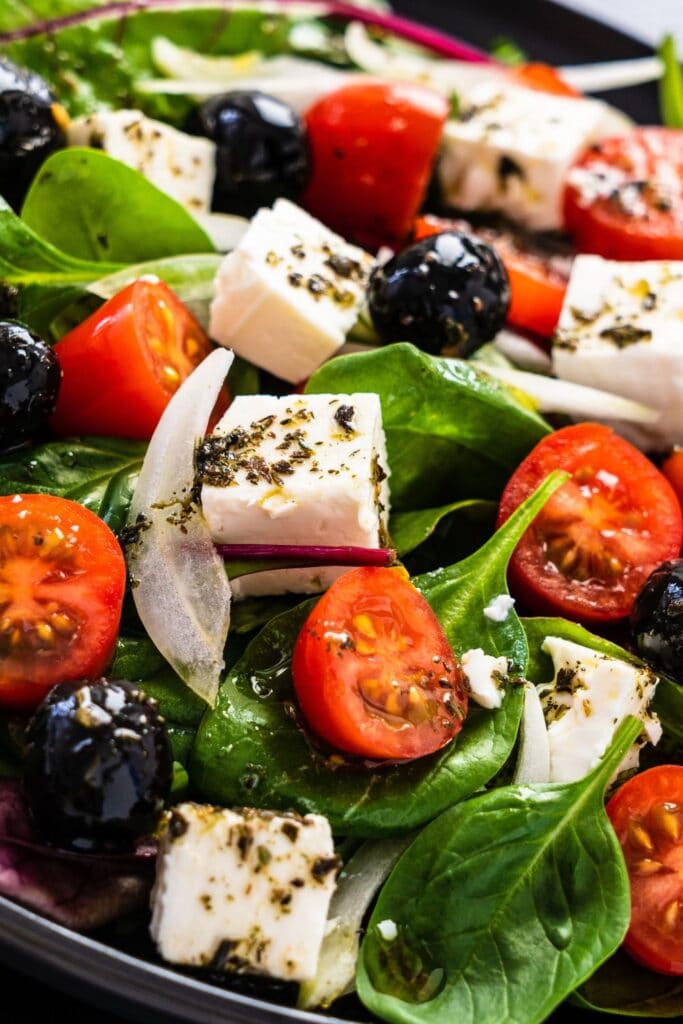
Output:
664 900 680 930
628 821 655 852
651 803 680 842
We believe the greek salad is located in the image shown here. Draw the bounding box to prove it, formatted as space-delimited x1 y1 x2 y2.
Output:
1 1 683 1022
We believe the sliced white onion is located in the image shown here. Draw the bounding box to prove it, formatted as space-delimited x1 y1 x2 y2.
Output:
298 836 410 1010
493 330 552 374
127 348 234 707
559 56 662 93
193 211 249 253
480 365 660 425
512 682 551 785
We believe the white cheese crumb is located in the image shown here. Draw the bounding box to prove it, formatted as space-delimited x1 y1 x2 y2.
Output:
376 920 398 942
483 594 516 622
461 649 509 710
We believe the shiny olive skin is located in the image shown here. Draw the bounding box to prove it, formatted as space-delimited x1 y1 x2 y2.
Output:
185 90 310 217
24 679 173 852
0 56 54 105
0 89 66 211
368 232 510 357
630 560 683 680
0 321 60 450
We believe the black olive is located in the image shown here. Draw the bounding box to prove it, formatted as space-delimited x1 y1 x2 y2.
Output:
631 560 683 680
0 90 66 211
0 321 61 450
0 56 55 105
24 679 173 852
368 232 510 357
185 90 311 217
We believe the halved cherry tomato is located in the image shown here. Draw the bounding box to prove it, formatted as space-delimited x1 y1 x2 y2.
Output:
292 566 468 761
607 765 683 975
509 62 581 98
414 214 571 338
51 279 213 440
564 128 683 260
662 449 683 513
303 82 448 248
497 423 683 623
0 494 126 709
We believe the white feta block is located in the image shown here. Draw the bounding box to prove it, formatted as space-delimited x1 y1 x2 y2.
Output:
461 648 509 709
68 109 216 214
541 636 661 783
231 565 352 600
552 256 683 448
150 804 339 982
201 390 389 550
439 81 629 230
209 199 374 383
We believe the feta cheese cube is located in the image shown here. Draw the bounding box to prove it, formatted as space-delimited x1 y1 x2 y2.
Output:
200 392 390 597
439 82 629 230
552 255 683 448
461 648 509 709
68 110 216 214
150 804 339 982
209 199 374 383
541 636 661 783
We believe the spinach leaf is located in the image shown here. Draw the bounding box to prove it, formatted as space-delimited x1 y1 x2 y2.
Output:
306 344 550 510
659 34 683 129
0 436 144 534
356 717 640 1024
390 500 496 558
111 635 206 728
22 149 213 262
391 499 497 575
191 475 563 835
575 949 683 1018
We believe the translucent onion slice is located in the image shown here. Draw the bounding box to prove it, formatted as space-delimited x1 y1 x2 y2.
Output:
298 836 411 1010
512 682 551 785
127 348 234 707
559 56 662 93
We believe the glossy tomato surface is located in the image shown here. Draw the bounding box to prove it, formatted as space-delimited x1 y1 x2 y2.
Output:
564 128 683 260
414 214 571 338
0 494 126 708
51 279 213 440
303 82 448 248
292 566 468 761
497 424 683 623
607 766 683 975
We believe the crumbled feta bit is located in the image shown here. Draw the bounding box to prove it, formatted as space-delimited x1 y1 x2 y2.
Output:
376 920 398 942
68 110 216 215
439 81 628 230
552 256 683 447
541 636 661 783
150 804 339 982
461 648 509 709
200 392 390 597
483 594 516 622
209 199 374 383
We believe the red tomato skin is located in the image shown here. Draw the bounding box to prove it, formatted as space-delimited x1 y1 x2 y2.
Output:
51 279 211 440
662 450 683 514
497 423 683 623
607 765 683 976
509 63 581 97
564 129 683 261
303 82 448 248
0 494 126 709
292 566 467 762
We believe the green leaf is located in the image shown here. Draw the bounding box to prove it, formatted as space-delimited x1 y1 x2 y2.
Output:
575 949 683 1018
390 499 496 558
356 718 640 1024
306 344 550 510
488 34 527 66
21 148 213 262
659 34 683 129
0 436 145 534
191 476 562 835
111 635 206 728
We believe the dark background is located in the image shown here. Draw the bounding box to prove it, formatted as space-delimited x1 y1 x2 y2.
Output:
0 0 659 1021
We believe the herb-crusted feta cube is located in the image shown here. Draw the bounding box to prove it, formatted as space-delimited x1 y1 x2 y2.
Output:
68 110 216 214
552 255 683 447
150 804 339 982
209 199 374 383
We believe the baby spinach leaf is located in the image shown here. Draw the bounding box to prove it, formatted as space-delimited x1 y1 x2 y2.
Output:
575 948 683 1018
191 476 562 835
356 717 640 1024
111 635 206 728
0 436 144 534
22 149 213 263
659 34 683 129
306 344 550 510
389 499 496 558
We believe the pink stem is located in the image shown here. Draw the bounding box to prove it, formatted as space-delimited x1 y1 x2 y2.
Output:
219 543 396 566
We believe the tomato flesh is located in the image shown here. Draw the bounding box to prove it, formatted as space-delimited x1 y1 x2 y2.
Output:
497 423 683 622
0 494 126 709
51 279 213 440
292 566 468 761
662 449 683 515
607 765 683 975
564 128 683 260
414 214 571 338
303 82 448 248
